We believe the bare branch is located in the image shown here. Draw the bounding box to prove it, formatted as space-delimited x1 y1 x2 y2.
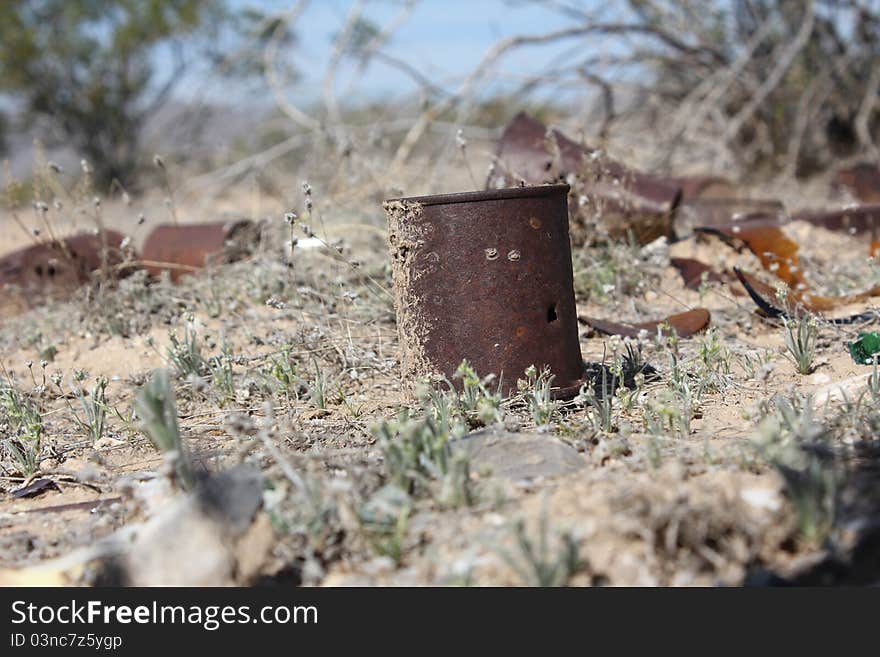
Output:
262 0 321 133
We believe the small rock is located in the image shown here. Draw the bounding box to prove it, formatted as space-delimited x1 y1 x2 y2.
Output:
451 427 584 482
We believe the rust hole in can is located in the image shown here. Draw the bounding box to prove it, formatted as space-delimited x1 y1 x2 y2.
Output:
529 217 541 229
547 304 558 322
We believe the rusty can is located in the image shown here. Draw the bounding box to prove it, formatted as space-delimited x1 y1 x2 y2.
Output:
384 184 586 399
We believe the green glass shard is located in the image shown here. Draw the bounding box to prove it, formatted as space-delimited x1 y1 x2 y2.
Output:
848 332 880 365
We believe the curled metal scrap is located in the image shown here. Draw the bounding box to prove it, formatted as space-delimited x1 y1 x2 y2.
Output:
669 257 730 290
490 112 681 244
833 163 880 203
697 213 880 312
578 308 711 339
733 268 880 324
695 218 805 290
140 220 260 282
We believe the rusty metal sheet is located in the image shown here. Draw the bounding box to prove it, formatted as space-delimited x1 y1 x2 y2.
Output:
579 308 711 339
663 176 737 201
695 220 805 290
792 206 880 254
696 217 880 316
490 113 681 245
384 184 587 399
11 478 60 499
833 163 880 203
141 220 260 282
674 198 786 237
669 257 728 290
0 230 131 315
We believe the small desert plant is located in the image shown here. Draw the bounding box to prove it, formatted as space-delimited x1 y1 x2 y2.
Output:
374 405 475 507
696 328 732 392
358 484 413 565
518 365 559 426
644 384 693 440
134 369 193 489
375 409 449 494
72 374 108 443
265 344 305 400
737 348 775 381
0 379 43 476
782 315 817 375
307 358 326 410
268 475 344 555
578 365 617 433
755 394 837 544
166 325 208 379
423 360 503 434
454 360 503 425
493 509 581 587
208 339 236 404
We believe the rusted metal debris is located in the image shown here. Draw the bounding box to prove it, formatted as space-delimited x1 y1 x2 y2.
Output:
734 268 880 320
21 496 124 515
792 206 880 255
141 220 261 282
384 184 589 399
833 163 880 203
490 113 681 245
579 308 711 339
664 176 736 201
669 257 729 290
695 219 804 290
674 198 786 237
695 217 880 315
11 478 60 499
0 230 131 315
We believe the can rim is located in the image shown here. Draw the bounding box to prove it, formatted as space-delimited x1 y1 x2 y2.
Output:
385 183 570 207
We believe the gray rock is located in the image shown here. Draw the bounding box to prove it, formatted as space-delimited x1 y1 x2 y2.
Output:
452 428 584 482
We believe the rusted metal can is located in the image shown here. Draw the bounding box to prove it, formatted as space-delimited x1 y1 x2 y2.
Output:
384 184 586 399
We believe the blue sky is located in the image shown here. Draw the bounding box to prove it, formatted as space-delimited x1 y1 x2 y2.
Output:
189 0 609 105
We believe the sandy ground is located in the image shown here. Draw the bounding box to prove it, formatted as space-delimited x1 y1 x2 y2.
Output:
2 150 880 587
